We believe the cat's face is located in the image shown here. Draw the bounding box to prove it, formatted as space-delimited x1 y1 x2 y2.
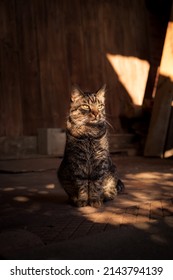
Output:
69 85 106 126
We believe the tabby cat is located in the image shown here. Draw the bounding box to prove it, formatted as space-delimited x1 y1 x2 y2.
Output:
58 85 124 207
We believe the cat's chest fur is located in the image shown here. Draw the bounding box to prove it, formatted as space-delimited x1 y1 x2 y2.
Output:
63 132 110 180
66 132 108 161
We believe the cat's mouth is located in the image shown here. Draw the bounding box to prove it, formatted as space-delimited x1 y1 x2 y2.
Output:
90 115 101 122
91 119 98 122
88 118 104 125
89 118 100 123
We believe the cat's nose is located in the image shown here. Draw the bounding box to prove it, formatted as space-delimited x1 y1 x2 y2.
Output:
92 110 98 118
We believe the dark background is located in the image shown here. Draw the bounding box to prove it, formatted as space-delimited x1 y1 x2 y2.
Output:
0 0 172 137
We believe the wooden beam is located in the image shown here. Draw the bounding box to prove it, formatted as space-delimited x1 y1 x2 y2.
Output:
144 3 173 157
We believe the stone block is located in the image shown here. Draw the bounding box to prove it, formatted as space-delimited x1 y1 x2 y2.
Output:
38 128 65 156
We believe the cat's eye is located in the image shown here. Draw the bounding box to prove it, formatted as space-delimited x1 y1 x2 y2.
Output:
81 104 90 110
98 104 103 110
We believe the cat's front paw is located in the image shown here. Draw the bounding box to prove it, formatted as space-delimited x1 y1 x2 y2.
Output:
89 199 103 208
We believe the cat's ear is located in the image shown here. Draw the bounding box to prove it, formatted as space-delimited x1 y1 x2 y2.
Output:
96 84 106 102
71 85 84 102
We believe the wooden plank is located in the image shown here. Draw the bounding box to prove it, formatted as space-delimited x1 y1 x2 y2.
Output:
0 0 22 136
63 0 86 88
144 76 173 157
100 0 126 132
34 0 69 129
80 0 104 90
15 0 42 135
144 3 173 157
164 106 173 158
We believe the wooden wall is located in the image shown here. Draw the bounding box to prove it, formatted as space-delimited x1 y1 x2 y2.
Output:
0 0 171 137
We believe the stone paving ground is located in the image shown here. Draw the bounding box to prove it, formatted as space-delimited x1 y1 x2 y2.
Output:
0 156 173 259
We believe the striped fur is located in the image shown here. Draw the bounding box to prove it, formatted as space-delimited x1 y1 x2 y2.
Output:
58 85 124 207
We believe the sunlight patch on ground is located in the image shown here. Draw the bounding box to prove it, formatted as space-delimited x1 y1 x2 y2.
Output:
2 187 15 192
1 186 30 192
125 172 173 184
13 196 30 202
45 184 55 189
38 190 49 195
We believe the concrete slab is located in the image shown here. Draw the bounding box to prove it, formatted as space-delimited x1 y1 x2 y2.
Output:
0 156 173 259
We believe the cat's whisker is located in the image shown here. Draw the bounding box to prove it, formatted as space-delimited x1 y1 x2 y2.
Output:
105 120 115 131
